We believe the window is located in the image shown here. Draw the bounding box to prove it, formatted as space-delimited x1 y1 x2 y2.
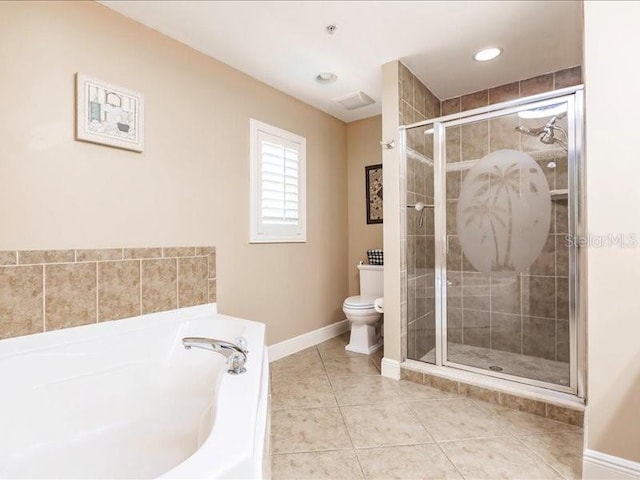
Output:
250 119 306 243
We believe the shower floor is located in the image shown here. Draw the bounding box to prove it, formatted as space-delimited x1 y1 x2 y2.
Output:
421 343 570 386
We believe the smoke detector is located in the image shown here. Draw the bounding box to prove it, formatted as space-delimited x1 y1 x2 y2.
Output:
333 91 375 110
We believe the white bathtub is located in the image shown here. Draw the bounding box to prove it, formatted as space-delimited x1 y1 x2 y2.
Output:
0 304 270 479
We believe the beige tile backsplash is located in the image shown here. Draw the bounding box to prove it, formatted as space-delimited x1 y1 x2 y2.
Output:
76 248 123 262
177 257 208 308
123 247 163 260
98 261 141 322
0 251 17 266
141 258 178 315
19 250 75 265
0 265 43 338
0 246 216 340
45 262 98 331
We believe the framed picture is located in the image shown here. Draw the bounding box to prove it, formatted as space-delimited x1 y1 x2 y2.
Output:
365 164 383 224
76 73 144 152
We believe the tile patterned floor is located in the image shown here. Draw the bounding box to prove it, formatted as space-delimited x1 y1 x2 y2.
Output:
270 334 583 480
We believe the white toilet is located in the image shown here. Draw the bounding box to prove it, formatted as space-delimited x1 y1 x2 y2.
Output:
343 264 383 355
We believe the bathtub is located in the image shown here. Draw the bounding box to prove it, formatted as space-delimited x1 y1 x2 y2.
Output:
0 304 270 479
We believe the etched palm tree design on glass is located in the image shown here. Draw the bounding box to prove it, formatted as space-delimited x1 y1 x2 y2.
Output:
473 163 521 270
462 197 507 270
457 149 551 275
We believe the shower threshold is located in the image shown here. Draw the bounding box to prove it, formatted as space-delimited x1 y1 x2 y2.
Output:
420 343 570 387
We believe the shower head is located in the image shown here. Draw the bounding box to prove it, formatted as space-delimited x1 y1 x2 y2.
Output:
540 130 557 145
516 112 567 150
515 124 545 136
516 114 565 136
540 128 568 149
515 114 568 150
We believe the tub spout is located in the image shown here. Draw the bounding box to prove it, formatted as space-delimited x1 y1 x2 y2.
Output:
182 337 248 374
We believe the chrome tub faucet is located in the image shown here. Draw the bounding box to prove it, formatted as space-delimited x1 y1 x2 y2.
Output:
182 337 248 374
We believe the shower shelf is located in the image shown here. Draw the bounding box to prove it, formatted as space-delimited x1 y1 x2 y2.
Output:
550 189 569 200
445 148 566 172
406 147 434 166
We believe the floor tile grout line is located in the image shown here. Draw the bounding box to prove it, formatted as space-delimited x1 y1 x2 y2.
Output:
392 394 439 444
270 447 354 456
512 435 573 480
270 346 355 459
433 440 469 480
402 396 511 444
473 402 580 437
317 346 368 480
349 440 445 451
351 448 368 480
270 339 582 478
466 397 584 433
433 433 514 444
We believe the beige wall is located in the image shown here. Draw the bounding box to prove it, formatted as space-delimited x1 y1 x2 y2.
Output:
0 1 348 345
584 1 640 463
381 61 402 365
346 116 383 296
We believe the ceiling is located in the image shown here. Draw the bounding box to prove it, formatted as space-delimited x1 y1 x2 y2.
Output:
99 1 583 123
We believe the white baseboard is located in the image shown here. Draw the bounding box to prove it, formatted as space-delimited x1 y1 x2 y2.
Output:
381 357 401 380
583 449 640 479
267 320 349 362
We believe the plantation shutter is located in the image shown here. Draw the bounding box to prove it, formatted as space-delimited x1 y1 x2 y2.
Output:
250 120 306 243
259 133 300 225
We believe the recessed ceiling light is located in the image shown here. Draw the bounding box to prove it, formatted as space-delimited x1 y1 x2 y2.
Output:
474 47 502 62
316 72 337 84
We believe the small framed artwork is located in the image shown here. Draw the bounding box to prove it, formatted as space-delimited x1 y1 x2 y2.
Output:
76 73 144 152
365 164 383 224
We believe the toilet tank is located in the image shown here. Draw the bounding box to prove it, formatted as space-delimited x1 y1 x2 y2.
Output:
358 264 384 297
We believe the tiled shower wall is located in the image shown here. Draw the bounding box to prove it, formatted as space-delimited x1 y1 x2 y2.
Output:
440 67 582 115
443 66 581 362
400 64 582 363
399 62 438 361
0 247 216 340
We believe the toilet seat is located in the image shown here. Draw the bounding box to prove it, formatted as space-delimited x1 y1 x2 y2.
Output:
342 264 383 355
343 295 376 310
342 295 382 354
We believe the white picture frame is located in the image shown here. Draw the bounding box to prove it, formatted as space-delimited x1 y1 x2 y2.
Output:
75 73 145 152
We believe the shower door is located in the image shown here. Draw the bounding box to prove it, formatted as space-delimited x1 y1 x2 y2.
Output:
406 87 584 396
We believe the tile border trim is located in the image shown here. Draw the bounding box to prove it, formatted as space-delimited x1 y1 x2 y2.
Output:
399 365 584 427
0 247 212 265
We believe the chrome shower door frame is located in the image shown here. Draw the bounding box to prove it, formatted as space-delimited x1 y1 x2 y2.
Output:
406 86 585 397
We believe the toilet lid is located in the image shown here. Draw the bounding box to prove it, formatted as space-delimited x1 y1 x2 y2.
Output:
343 295 377 309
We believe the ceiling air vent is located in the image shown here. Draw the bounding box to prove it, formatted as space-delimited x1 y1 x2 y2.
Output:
333 91 375 110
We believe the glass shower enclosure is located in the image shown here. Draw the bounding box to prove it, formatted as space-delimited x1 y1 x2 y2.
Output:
402 87 584 396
